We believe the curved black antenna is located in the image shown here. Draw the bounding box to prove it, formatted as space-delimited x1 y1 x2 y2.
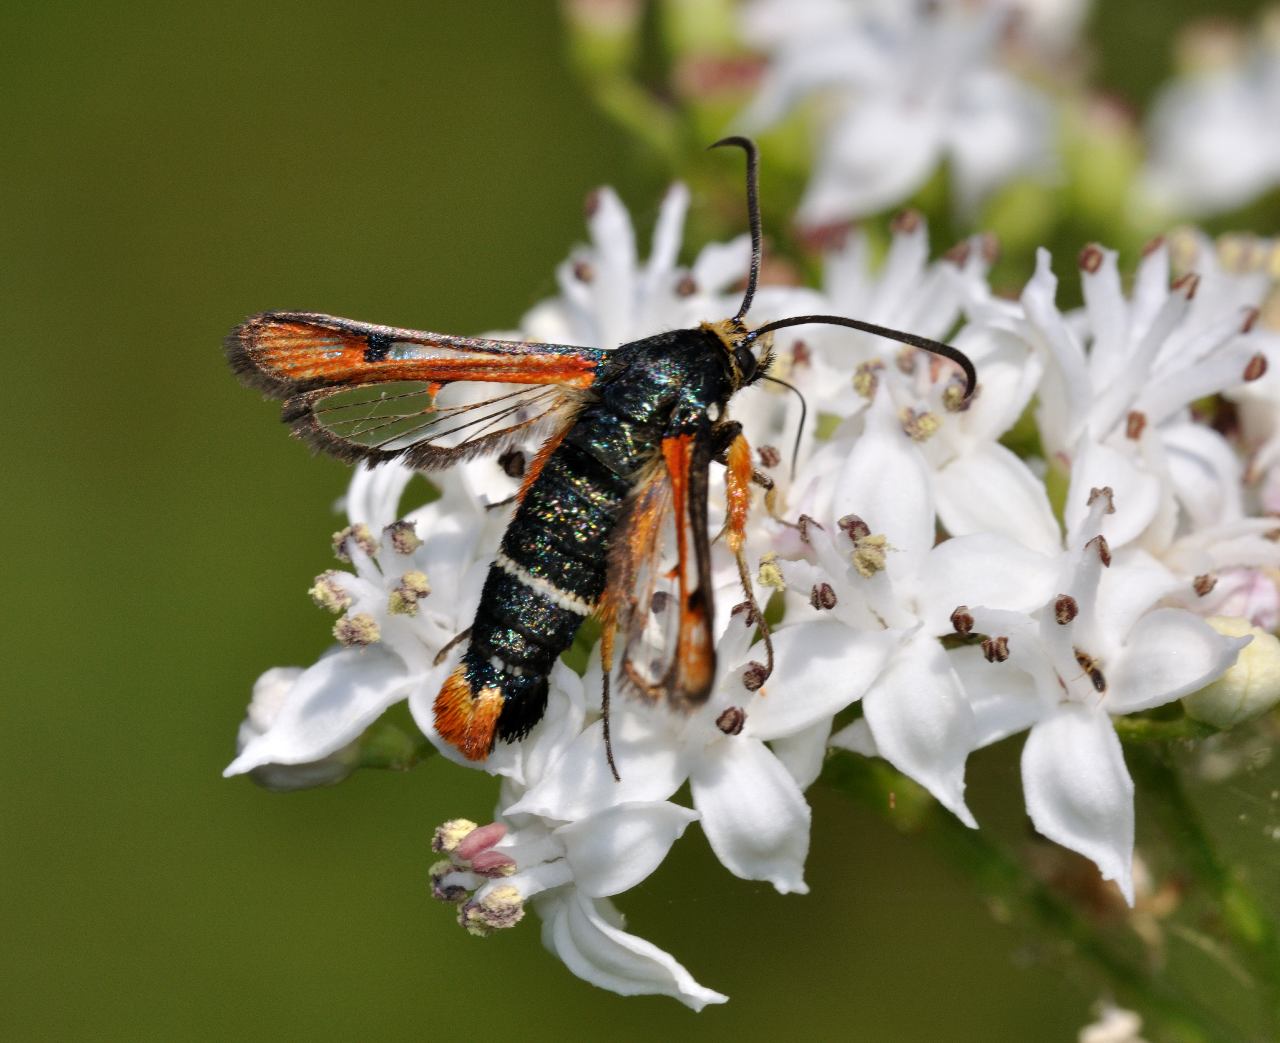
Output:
749 314 978 399
760 373 807 478
708 136 762 323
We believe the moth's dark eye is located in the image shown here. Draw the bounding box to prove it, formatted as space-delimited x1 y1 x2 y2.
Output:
734 344 758 383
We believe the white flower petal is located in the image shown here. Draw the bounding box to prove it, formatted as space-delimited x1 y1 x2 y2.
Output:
935 444 1061 555
225 646 411 776
916 532 1059 634
689 737 811 894
749 622 899 739
557 801 699 898
829 718 878 756
1108 608 1249 713
538 892 727 1010
1021 706 1135 904
507 715 686 821
862 632 978 827
768 720 832 790
1064 438 1161 551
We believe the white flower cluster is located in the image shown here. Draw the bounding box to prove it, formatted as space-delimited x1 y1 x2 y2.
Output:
227 188 1279 1006
738 0 1061 225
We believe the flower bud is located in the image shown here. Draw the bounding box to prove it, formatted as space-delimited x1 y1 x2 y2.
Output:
1183 616 1280 729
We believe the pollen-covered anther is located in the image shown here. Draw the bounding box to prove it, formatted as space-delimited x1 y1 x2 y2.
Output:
742 662 768 692
1243 353 1268 382
1086 534 1112 567
838 514 871 540
950 605 973 635
982 636 1010 663
469 850 518 878
1087 486 1116 513
334 612 380 647
429 860 469 904
895 345 917 375
309 571 352 613
388 570 431 616
497 449 526 478
853 359 884 399
432 818 481 854
1054 594 1078 625
675 273 698 297
383 519 423 555
458 885 525 937
757 444 781 469
1193 573 1218 597
1172 272 1200 300
850 533 888 578
809 582 837 610
900 407 940 442
1078 243 1104 273
757 553 785 590
1125 410 1147 440
716 706 746 735
941 380 970 413
332 523 377 562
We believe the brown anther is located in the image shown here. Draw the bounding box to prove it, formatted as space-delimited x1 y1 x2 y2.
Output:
1241 307 1260 334
757 445 782 469
1265 528 1280 543
1172 272 1200 299
1086 534 1112 567
716 706 746 735
1125 411 1147 440
795 221 853 254
1193 574 1217 597
730 600 758 626
742 661 768 692
1243 353 1268 382
584 188 601 218
1087 486 1116 513
791 340 812 368
650 590 671 614
572 260 594 284
1141 235 1165 257
497 449 526 479
1054 594 1078 625
890 209 923 235
797 514 822 543
942 240 972 267
809 582 837 610
675 273 698 297
982 636 1010 663
979 233 999 265
838 514 871 540
1078 243 1104 274
950 605 974 635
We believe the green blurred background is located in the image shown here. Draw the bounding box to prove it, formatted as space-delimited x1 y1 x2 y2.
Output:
4 3 1276 1040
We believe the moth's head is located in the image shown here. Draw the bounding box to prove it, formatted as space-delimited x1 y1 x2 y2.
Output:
702 318 775 391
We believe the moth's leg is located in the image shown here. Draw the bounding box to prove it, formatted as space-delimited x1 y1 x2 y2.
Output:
711 420 784 518
484 494 519 511
598 616 621 782
716 424 775 682
433 626 472 666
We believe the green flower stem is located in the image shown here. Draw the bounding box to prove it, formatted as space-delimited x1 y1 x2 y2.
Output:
822 751 1242 1043
1115 717 1217 743
357 720 435 772
1125 745 1280 1037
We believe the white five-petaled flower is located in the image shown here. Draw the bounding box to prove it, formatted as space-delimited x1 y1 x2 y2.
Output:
949 490 1248 903
1138 15 1280 218
428 663 725 1010
739 0 1055 223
